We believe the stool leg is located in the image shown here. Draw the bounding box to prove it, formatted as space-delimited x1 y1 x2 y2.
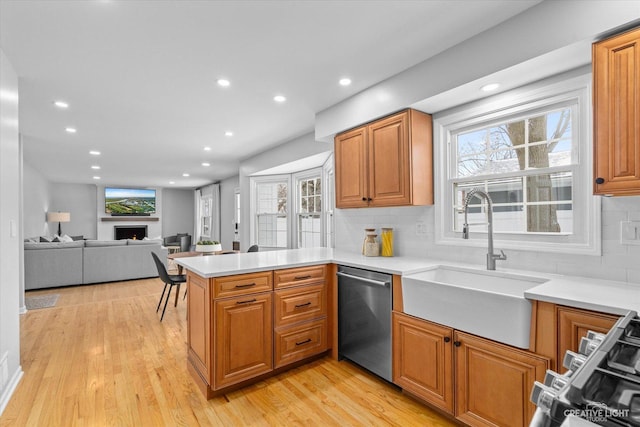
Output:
157 283 168 312
174 284 180 307
160 286 173 321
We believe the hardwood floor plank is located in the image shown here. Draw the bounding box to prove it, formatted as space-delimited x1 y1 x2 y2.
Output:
2 279 456 426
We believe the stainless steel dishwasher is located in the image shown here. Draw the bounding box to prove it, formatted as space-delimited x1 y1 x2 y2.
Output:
337 265 392 382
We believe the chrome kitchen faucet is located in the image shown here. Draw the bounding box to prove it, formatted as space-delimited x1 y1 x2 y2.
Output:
462 188 507 270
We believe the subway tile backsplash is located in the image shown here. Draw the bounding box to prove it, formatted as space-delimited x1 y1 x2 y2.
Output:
334 196 640 285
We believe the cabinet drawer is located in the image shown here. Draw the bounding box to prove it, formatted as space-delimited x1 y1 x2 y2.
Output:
274 265 326 289
213 271 273 298
274 318 327 368
274 283 326 328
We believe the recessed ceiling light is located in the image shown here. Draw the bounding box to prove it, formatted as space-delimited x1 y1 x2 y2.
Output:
93 176 101 180
169 181 175 185
65 127 77 133
202 162 210 167
204 146 211 151
91 165 101 170
225 131 233 137
339 78 352 86
481 83 500 92
54 101 69 108
89 150 101 156
273 95 286 103
217 79 230 87
182 173 190 177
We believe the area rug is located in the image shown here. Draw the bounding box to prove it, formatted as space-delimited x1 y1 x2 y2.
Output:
25 294 59 310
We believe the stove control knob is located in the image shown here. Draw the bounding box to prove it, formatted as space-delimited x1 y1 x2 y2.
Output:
563 350 587 372
579 336 601 356
530 381 556 413
543 370 569 391
586 331 606 342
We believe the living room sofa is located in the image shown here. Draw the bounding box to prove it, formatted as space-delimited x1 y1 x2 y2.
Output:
24 239 168 290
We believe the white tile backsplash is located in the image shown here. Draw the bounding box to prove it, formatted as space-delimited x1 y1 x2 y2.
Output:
334 195 640 284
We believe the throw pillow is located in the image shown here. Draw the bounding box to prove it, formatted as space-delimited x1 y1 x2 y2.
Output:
39 236 52 242
70 235 84 241
60 234 74 243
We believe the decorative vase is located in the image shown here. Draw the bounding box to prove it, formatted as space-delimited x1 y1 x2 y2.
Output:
196 243 221 253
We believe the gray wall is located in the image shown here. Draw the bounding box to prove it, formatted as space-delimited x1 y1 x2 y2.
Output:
22 161 50 238
315 1 640 139
0 48 22 415
161 188 195 238
50 183 98 239
220 175 239 250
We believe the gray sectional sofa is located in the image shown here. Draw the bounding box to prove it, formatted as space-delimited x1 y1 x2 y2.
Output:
24 239 168 290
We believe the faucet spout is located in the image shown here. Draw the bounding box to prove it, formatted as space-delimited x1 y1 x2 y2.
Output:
462 188 507 270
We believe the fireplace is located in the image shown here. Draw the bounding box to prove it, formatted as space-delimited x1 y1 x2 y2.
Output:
114 225 148 240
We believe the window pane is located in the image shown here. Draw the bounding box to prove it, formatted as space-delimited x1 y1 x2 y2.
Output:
455 107 573 178
256 181 288 247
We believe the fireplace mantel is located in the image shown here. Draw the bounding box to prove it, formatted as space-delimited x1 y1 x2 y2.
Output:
101 217 159 222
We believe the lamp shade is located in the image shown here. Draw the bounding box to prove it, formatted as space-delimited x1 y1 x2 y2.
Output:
47 212 70 223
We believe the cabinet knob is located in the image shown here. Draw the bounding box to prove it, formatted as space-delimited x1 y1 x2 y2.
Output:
362 197 367 201
367 198 372 202
453 341 461 347
595 177 605 185
444 336 451 343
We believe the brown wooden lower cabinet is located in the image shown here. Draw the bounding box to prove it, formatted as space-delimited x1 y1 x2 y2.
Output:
455 331 548 427
392 312 549 427
393 312 454 413
556 306 617 373
187 265 329 397
214 292 273 389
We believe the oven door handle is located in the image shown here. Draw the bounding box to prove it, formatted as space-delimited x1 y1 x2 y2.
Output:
336 271 390 287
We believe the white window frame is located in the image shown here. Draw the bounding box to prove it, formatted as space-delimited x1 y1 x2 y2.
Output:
434 72 601 255
293 168 323 248
250 174 292 250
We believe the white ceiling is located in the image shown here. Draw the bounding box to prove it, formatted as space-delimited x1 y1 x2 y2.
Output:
0 0 542 189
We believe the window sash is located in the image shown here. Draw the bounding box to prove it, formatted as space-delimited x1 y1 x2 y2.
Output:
433 72 599 255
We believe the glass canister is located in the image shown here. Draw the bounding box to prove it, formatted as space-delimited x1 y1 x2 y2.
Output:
363 233 379 257
381 227 393 257
362 228 376 254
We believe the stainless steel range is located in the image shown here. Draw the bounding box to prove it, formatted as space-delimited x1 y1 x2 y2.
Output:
530 311 640 426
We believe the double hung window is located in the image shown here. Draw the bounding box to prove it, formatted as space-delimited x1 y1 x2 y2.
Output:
435 73 599 254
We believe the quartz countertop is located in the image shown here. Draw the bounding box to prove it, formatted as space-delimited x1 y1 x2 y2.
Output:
174 247 640 315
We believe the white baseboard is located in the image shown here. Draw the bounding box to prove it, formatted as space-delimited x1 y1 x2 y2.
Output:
0 366 23 416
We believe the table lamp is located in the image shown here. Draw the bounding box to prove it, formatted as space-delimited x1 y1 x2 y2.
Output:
47 211 70 236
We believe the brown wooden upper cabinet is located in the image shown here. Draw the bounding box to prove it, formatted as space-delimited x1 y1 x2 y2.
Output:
593 27 640 196
334 109 433 208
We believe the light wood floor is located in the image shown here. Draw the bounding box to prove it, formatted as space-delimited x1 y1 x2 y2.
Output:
1 278 457 426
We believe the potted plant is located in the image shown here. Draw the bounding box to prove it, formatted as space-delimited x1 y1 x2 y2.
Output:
195 240 222 253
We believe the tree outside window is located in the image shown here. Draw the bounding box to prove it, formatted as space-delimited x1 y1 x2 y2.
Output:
454 106 574 234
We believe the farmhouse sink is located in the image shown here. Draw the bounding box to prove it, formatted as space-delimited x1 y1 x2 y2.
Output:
402 265 549 349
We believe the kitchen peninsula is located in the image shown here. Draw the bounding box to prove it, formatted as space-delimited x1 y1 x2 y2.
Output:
176 248 640 425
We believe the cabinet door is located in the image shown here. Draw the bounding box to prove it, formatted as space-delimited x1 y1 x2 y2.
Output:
335 126 368 208
557 306 617 373
368 111 412 207
187 272 211 384
594 27 640 195
392 312 454 414
214 292 273 389
454 331 548 427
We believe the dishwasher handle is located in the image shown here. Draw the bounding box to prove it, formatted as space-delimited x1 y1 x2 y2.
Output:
336 271 390 287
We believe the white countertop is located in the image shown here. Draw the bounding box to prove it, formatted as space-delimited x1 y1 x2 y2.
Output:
175 248 640 315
